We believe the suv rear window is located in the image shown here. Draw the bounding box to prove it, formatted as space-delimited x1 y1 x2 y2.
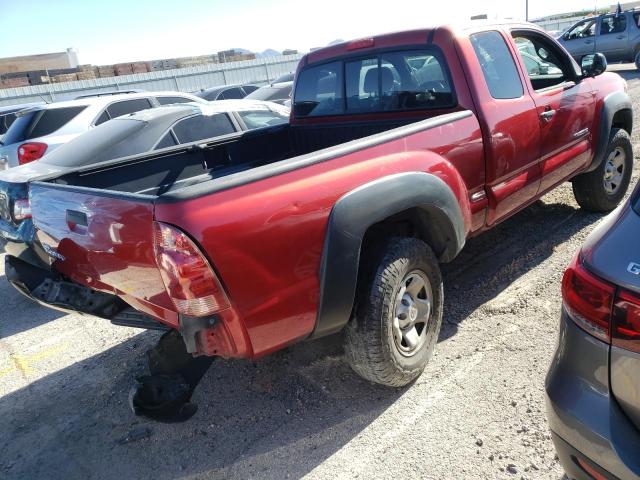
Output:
1 106 87 144
294 49 454 118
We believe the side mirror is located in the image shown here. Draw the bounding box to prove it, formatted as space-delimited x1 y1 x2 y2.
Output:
581 53 607 77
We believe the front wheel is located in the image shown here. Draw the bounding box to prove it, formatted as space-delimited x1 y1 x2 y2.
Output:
572 128 633 212
344 237 443 387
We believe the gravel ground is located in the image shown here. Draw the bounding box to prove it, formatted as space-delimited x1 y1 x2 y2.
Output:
1 65 640 480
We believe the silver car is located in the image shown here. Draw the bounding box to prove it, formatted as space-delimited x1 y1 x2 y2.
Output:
558 10 640 68
546 180 640 479
0 91 204 169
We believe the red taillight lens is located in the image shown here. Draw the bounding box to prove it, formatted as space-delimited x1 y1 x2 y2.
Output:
562 255 615 342
153 222 230 317
12 198 31 221
17 142 47 165
346 38 375 50
612 289 640 353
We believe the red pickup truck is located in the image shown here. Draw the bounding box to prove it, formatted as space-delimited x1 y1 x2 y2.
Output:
7 22 634 418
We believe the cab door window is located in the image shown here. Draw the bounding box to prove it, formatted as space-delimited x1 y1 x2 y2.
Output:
512 34 568 90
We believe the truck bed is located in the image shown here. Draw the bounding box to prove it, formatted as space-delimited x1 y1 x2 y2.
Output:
42 113 465 199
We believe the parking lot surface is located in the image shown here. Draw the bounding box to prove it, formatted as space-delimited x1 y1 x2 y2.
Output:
1 65 640 480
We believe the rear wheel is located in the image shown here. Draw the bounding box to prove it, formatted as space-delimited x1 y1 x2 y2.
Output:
344 237 443 387
572 128 633 212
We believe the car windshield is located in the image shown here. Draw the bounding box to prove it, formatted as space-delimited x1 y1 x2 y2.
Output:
238 109 289 129
41 118 149 167
245 85 291 101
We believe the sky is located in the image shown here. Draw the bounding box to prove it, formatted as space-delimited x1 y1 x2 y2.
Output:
0 0 607 65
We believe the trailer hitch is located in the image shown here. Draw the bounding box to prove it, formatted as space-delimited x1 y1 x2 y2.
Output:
129 329 214 423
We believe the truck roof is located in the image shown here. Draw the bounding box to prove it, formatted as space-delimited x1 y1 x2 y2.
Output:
302 21 544 66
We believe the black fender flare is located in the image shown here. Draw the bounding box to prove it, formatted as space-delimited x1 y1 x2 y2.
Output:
310 172 466 339
586 90 633 172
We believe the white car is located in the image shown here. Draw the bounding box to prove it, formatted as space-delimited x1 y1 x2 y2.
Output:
0 91 205 169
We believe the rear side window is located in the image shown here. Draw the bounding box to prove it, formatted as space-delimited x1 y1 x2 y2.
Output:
156 96 192 105
107 98 153 119
294 61 343 117
0 112 17 135
294 50 454 118
155 132 178 149
600 15 626 35
172 113 235 144
2 106 87 144
471 31 523 100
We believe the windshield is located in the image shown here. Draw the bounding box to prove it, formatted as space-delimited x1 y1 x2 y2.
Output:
1 106 87 145
238 109 289 129
41 118 148 167
246 85 291 101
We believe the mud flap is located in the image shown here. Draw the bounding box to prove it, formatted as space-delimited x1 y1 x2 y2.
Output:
129 330 214 423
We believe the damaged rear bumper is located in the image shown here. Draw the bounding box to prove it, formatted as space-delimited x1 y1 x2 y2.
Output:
5 255 168 331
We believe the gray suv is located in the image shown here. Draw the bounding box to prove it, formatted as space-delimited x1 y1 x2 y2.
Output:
546 179 640 479
558 11 640 68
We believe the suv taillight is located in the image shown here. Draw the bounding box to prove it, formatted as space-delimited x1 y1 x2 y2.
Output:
562 254 614 343
17 142 47 165
153 222 230 317
612 289 640 354
562 252 640 353
12 198 31 221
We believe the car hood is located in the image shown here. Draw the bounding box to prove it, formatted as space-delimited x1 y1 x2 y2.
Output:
0 160 68 184
582 197 640 295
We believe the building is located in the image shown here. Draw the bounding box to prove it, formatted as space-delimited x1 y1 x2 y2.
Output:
0 48 78 76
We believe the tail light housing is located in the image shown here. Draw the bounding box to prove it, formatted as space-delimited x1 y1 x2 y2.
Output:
563 252 640 353
562 253 615 342
12 198 31 221
153 221 230 317
18 142 47 165
612 289 640 353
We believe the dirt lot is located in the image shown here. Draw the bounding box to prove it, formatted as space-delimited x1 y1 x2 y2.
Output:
1 66 640 480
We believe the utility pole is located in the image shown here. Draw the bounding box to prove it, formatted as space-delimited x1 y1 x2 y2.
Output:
525 0 529 21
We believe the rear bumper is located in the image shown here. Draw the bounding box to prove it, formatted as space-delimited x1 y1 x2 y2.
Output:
545 310 640 479
0 218 45 267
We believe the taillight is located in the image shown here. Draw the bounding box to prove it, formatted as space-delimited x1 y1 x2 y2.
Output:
17 142 47 165
153 221 230 317
562 254 615 343
612 289 640 353
12 198 31 221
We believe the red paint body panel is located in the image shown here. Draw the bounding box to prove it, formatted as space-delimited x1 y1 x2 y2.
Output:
28 23 629 359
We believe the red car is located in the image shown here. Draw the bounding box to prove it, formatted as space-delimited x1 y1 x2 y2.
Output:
8 22 633 420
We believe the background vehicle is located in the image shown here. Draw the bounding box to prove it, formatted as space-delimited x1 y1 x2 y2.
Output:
0 100 289 265
0 103 44 154
558 9 640 67
0 91 204 168
272 72 294 83
244 80 292 104
7 23 634 419
546 180 640 480
195 84 259 101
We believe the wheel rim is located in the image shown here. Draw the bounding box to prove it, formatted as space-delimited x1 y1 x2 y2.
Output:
392 270 432 357
603 147 626 194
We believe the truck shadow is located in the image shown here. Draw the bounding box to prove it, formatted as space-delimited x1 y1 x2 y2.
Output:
0 270 66 338
439 196 602 342
0 194 604 479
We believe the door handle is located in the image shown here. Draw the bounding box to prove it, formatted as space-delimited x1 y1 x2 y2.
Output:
540 109 556 122
616 35 625 39
585 39 593 44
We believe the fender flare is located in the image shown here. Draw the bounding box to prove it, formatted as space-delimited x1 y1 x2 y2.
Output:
311 172 466 339
587 90 633 172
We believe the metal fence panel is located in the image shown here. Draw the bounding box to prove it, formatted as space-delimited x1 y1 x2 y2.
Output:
0 54 303 106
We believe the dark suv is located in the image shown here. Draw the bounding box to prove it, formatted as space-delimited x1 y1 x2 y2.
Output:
558 10 640 68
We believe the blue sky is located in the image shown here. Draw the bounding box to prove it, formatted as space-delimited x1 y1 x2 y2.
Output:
1 0 607 65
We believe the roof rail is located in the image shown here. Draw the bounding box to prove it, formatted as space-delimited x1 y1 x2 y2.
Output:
74 89 145 100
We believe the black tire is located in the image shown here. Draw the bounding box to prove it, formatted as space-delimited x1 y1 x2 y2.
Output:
572 128 633 213
344 237 443 387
